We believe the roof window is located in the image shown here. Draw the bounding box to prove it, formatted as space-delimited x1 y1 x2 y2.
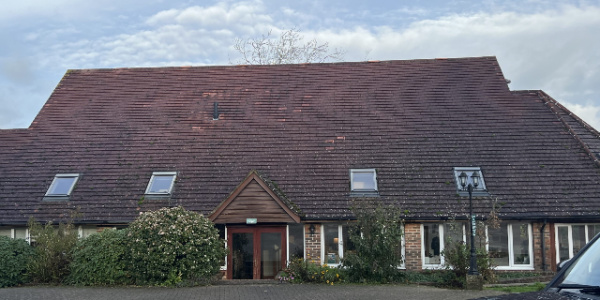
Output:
350 169 378 195
45 174 79 200
145 172 177 195
453 167 488 196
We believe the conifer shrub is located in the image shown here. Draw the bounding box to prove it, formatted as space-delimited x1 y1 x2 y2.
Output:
27 218 79 284
127 206 226 286
0 236 34 287
343 201 404 283
68 229 132 285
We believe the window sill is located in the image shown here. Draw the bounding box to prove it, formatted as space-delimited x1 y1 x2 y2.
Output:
144 194 172 200
349 191 380 198
42 196 70 201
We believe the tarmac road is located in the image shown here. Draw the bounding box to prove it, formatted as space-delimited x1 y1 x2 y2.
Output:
0 282 506 300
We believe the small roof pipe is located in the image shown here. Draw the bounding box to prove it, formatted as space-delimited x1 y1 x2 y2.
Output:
213 102 219 120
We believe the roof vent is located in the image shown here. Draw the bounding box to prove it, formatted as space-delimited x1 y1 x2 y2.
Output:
213 102 219 120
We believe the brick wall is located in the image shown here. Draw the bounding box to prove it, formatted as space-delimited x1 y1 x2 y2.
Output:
532 222 553 271
305 224 322 264
404 222 422 271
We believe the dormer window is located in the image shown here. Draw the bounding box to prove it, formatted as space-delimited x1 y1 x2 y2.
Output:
145 172 177 195
44 174 79 200
453 167 488 196
350 169 378 194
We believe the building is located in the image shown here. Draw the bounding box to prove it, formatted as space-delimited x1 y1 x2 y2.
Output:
1 56 599 279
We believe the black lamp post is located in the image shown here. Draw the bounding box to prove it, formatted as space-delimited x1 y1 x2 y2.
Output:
459 171 480 276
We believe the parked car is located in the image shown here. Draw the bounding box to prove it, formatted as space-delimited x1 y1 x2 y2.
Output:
474 232 600 300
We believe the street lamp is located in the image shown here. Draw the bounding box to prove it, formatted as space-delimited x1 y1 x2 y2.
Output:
459 171 480 275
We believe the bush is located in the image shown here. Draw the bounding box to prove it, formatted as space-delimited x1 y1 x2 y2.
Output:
442 240 496 288
68 229 132 285
0 236 34 287
127 206 226 286
279 258 344 285
342 201 404 283
28 218 79 284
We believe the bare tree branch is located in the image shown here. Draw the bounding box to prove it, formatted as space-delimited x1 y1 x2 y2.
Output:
231 28 345 65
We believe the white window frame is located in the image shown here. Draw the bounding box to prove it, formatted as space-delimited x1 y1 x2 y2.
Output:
350 169 378 192
221 226 227 271
145 171 177 195
287 224 306 264
45 173 80 196
421 223 446 269
486 223 534 270
321 224 345 266
554 223 600 264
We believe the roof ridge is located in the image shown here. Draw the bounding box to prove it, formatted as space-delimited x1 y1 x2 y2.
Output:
533 90 600 168
63 56 499 73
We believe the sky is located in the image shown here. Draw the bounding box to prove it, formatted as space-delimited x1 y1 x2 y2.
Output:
1 0 599 130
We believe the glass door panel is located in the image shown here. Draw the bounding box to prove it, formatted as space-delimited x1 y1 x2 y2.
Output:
572 225 586 255
557 226 570 262
260 232 282 279
232 232 254 279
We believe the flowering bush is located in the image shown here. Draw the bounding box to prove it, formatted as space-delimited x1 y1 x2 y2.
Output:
279 258 344 285
127 206 226 285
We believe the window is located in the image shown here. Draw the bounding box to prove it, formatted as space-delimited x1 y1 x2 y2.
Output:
45 174 79 199
453 167 488 196
145 172 177 195
487 223 533 269
350 169 378 193
421 223 468 268
288 224 305 260
322 224 355 265
555 224 600 263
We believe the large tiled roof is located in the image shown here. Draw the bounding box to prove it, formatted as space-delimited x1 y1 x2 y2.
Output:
1 56 600 225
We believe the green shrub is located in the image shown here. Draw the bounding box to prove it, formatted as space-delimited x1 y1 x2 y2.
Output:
442 240 496 288
28 218 79 284
127 206 226 286
0 236 34 287
279 258 344 285
342 201 404 283
68 229 132 285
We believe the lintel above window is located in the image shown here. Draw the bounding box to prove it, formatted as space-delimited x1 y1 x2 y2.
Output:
145 172 177 196
44 173 80 201
350 169 378 196
453 167 488 196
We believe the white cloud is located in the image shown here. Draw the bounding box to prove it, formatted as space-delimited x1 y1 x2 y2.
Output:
563 102 600 132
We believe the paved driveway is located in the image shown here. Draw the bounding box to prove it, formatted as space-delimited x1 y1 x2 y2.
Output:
0 283 505 300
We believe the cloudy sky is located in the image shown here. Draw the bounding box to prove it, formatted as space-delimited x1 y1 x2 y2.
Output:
1 0 599 130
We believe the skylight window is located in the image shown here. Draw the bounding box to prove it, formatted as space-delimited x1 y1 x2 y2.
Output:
145 172 177 195
350 169 378 192
45 174 79 197
453 167 488 195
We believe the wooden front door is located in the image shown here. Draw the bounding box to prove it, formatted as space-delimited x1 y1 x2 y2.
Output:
227 226 287 279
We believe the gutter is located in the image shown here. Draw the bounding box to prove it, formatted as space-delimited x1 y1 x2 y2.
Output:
541 219 547 271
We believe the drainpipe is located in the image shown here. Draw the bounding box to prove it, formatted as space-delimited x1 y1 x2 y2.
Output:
541 219 547 271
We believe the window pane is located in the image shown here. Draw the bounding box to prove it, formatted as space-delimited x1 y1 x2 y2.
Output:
588 225 600 241
0 228 11 237
352 172 375 190
444 223 464 245
488 225 509 266
572 225 586 255
148 175 174 193
558 226 570 262
342 225 356 257
512 223 530 265
14 228 27 240
324 224 340 264
48 177 76 195
423 224 441 265
288 224 304 259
